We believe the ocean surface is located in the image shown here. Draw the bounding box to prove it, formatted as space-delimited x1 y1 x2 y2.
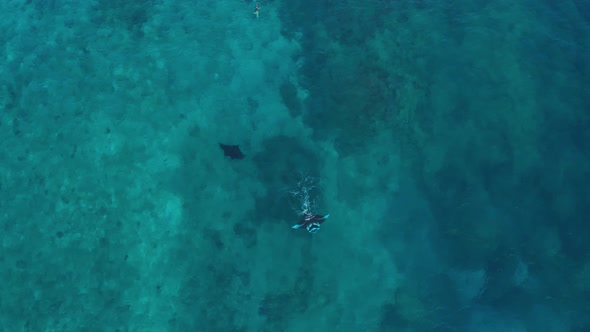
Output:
1 0 588 331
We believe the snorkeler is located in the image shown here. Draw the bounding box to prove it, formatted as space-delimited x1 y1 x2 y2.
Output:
254 3 260 18
292 213 330 234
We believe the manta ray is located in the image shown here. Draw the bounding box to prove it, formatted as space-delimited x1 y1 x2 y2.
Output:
219 143 245 160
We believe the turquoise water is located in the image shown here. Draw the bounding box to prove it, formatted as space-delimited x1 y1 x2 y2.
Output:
1 0 588 331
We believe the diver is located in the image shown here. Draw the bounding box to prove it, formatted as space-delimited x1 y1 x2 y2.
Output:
292 213 330 234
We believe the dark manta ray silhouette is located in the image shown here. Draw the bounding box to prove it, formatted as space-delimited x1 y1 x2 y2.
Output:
219 143 245 160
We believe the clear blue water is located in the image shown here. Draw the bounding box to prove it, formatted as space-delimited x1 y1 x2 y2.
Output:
0 0 588 331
